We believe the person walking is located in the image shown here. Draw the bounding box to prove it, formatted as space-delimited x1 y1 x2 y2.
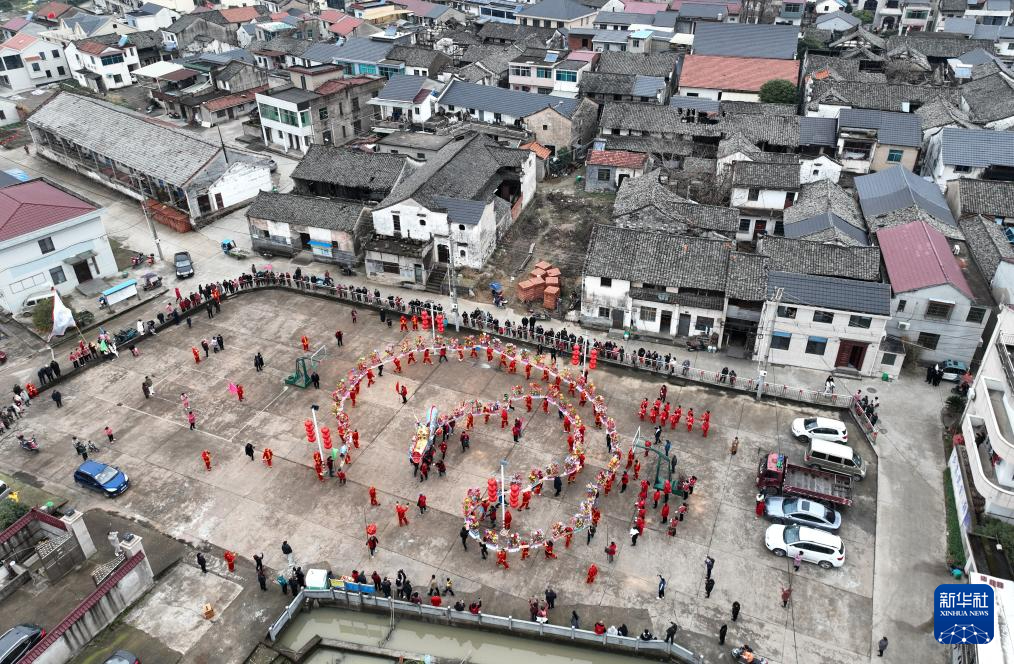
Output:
877 636 889 657
104 426 114 443
257 568 267 591
781 586 792 608
254 352 264 372
201 449 212 471
281 541 294 568
664 622 678 644
335 330 343 346
705 577 715 598
792 550 802 572
605 541 617 562
719 624 728 645
553 475 563 496
52 390 63 408
705 555 715 580
658 574 666 599
196 552 207 574
188 410 197 430
311 372 320 389
460 526 469 550
545 586 557 609
586 524 596 545
443 578 455 596
245 442 255 461
732 601 741 622
570 611 580 629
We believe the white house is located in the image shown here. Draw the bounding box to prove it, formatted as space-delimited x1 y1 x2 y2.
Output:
800 154 843 184
0 179 116 316
924 127 1014 186
0 97 20 127
65 37 141 92
368 74 438 128
125 3 180 31
730 160 801 240
754 271 894 377
0 33 70 93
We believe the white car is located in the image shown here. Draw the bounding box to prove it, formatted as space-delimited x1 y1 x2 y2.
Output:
791 417 848 444
765 524 845 569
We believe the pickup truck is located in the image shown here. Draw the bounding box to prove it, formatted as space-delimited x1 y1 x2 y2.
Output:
756 452 854 507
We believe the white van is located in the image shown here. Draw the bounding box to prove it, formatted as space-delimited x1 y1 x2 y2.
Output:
20 292 54 315
804 439 866 480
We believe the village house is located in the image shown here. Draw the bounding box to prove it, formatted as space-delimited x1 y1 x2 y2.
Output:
246 191 367 264
924 127 1014 185
835 108 922 174
515 0 597 30
291 146 413 203
676 55 801 103
0 33 71 92
584 149 648 192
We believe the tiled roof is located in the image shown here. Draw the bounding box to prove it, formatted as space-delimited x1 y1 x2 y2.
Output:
670 95 721 113
75 40 113 56
632 75 665 98
477 22 556 44
691 23 800 60
432 195 487 226
913 97 972 131
815 11 860 29
36 1 73 19
220 6 262 22
866 205 964 241
956 179 1014 218
328 15 364 37
613 170 739 234
807 80 957 113
784 179 862 229
680 55 799 93
521 141 552 160
587 149 647 169
595 51 679 77
768 271 892 316
292 146 408 196
584 223 733 291
732 160 800 190
2 17 29 31
802 54 887 84
247 191 363 232
856 166 955 227
959 73 1014 124
783 212 868 246
0 179 97 243
798 116 837 147
940 127 1014 168
884 33 995 59
877 220 973 298
387 45 448 71
726 252 770 301
316 75 380 96
838 108 921 148
958 214 1014 282
376 74 427 102
438 80 581 119
580 72 638 96
202 86 266 112
305 37 392 65
759 236 882 281
29 93 227 188
517 0 596 19
0 34 38 52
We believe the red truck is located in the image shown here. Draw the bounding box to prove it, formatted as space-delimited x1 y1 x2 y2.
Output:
756 452 854 507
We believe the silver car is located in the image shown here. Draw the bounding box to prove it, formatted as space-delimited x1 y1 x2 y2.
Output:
764 497 842 532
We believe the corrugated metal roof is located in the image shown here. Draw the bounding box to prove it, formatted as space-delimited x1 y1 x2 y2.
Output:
798 116 837 146
877 220 973 298
0 180 97 243
305 37 392 65
941 127 1014 168
767 271 892 316
377 74 427 102
692 23 800 60
432 195 487 225
669 95 720 113
856 166 955 226
838 108 922 148
438 80 580 118
632 74 665 98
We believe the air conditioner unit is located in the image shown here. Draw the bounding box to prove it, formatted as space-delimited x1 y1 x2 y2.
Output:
898 321 910 330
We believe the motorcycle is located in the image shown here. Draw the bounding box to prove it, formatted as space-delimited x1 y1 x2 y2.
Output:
130 252 146 268
731 646 768 664
686 336 708 352
147 254 155 266
17 434 39 452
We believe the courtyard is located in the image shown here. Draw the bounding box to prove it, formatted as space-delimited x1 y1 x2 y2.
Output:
0 289 885 663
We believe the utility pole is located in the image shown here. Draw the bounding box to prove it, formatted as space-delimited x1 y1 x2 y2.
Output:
756 287 783 400
140 200 164 262
447 233 460 332
309 404 324 461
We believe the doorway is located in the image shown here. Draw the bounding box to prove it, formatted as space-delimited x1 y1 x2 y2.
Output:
437 243 450 263
414 264 423 284
659 310 673 335
72 260 93 283
835 341 868 370
677 313 691 337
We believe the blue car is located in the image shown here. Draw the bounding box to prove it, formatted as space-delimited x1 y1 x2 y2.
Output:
74 461 129 497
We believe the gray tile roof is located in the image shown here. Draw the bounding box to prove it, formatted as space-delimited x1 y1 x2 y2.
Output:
913 97 973 131
801 54 887 84
613 171 740 234
439 80 581 118
856 166 956 226
783 212 868 246
387 45 449 71
584 223 733 291
959 73 1014 124
726 252 770 301
432 195 487 225
784 179 863 229
670 96 721 113
29 92 226 188
940 127 1014 168
798 116 838 147
247 191 363 232
377 132 454 151
580 71 638 96
380 133 528 209
517 0 595 20
305 37 392 65
594 11 642 25
376 74 427 102
732 160 800 190
595 51 679 77
477 22 557 44
958 214 1014 282
884 33 995 59
721 112 800 148
599 101 723 136
691 23 800 60
759 236 882 281
291 146 409 195
807 80 957 113
866 205 965 241
767 270 892 316
679 2 732 19
956 179 1014 218
838 108 922 148
632 75 666 98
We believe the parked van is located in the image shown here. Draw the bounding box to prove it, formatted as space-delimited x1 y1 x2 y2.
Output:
20 292 54 315
804 439 866 480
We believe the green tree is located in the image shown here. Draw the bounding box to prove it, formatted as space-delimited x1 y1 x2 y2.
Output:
759 79 798 104
0 500 28 530
31 295 85 334
853 9 874 23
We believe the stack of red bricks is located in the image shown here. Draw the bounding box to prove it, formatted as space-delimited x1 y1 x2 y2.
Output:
517 260 562 309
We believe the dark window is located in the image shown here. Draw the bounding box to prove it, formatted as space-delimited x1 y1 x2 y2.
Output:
897 299 907 312
695 316 714 332
747 188 760 201
967 307 987 323
813 310 834 324
38 237 55 254
52 50 59 58
738 218 751 232
3 55 23 70
926 301 953 320
597 168 610 181
49 266 66 284
31 62 40 72
777 306 797 319
319 107 328 120
881 353 897 366
598 306 610 318
917 332 940 350
887 149 904 163
805 337 827 355
954 165 971 173
770 332 791 351
848 315 872 329
600 277 612 287
57 66 65 75
100 54 124 66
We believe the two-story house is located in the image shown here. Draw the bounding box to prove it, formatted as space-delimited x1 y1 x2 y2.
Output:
125 3 180 32
730 160 801 240
66 36 141 92
925 127 1014 186
366 132 535 287
508 48 591 97
256 74 385 152
835 108 922 174
515 0 597 30
0 34 70 92
369 74 440 128
0 178 117 316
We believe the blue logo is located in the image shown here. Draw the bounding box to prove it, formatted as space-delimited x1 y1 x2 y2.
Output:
935 584 994 645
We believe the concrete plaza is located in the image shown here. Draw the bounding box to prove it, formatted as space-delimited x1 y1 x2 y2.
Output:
2 290 884 663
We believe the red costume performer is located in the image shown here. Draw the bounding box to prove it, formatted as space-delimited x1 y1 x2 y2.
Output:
396 503 409 526
423 349 432 364
301 335 310 352
586 563 598 583
394 357 402 373
192 347 201 364
545 541 557 559
201 450 212 470
501 409 508 428
262 448 273 467
369 486 379 505
497 549 509 569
